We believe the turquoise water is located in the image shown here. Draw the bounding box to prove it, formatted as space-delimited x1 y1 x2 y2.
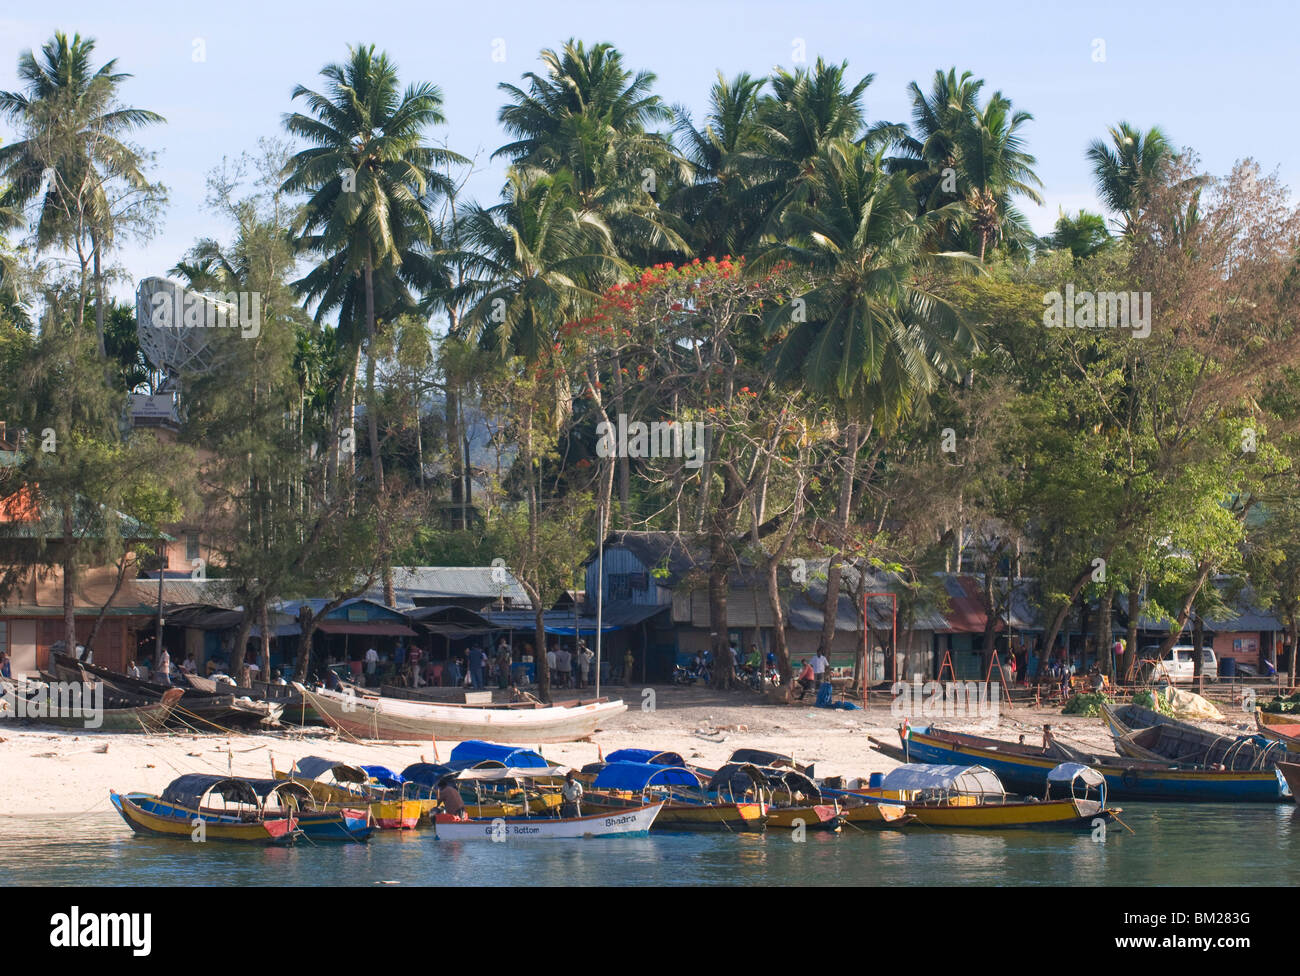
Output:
2 803 1296 886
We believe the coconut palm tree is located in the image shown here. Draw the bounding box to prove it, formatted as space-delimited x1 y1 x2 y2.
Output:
764 139 979 421
496 39 688 267
891 69 1042 259
669 71 771 258
957 94 1043 260
756 58 894 221
281 44 464 503
455 166 623 362
1086 122 1173 238
761 138 980 661
0 31 163 356
1050 208 1113 259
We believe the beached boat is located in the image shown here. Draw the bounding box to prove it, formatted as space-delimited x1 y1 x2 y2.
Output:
900 723 1290 802
272 756 422 829
583 761 767 831
52 654 283 730
111 776 298 844
852 763 1118 830
8 675 184 731
1256 710 1300 750
1279 762 1300 799
1102 703 1296 769
434 766 662 840
294 682 626 743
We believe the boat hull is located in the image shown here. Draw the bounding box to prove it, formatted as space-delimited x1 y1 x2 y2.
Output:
585 795 766 831
435 802 663 839
840 802 911 827
853 792 1110 830
1280 762 1300 798
903 725 1288 802
297 683 626 743
111 792 296 844
765 804 841 830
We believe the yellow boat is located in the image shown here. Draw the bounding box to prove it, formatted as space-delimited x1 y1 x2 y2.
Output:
705 762 842 831
584 761 768 831
272 757 422 829
839 801 912 827
111 791 296 843
852 763 1120 831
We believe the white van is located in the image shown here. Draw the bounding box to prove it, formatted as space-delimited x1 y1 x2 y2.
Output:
1141 644 1217 683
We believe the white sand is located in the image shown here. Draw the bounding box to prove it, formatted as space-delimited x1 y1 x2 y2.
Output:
0 686 1261 817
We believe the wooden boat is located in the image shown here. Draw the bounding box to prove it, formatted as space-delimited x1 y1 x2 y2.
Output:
272 756 421 829
852 763 1118 830
1279 762 1300 799
1103 703 1297 769
110 776 298 844
583 761 767 832
9 676 184 731
53 654 283 730
294 682 626 743
901 723 1289 803
120 774 371 842
1256 710 1300 749
434 766 662 839
704 763 841 831
838 801 912 827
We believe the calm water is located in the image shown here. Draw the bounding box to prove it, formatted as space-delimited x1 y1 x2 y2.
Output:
1 804 1296 886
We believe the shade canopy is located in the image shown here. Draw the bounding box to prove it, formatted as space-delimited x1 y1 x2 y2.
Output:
160 774 308 811
292 756 367 784
591 762 700 791
1047 762 1104 787
604 748 685 767
880 763 1005 796
400 762 453 789
453 765 569 782
705 763 769 794
361 765 405 789
449 740 549 769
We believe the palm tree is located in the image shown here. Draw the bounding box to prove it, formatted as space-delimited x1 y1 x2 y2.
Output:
957 93 1043 260
762 138 980 661
496 40 687 268
1050 208 1112 259
670 71 771 257
455 166 623 362
756 58 892 221
281 44 464 506
892 69 1042 259
0 31 163 355
1086 122 1173 238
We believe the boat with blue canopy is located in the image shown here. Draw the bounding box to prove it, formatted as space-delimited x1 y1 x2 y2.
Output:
583 759 767 831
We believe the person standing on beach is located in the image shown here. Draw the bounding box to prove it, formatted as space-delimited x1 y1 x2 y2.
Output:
796 659 815 700
496 640 512 689
624 648 634 685
159 648 171 681
468 644 486 689
364 646 378 685
810 650 828 684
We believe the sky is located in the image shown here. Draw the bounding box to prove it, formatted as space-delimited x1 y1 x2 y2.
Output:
1 0 1297 306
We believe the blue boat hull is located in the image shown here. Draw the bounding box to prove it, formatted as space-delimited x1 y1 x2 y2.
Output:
904 726 1288 803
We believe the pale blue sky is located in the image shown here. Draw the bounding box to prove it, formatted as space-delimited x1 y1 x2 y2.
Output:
2 0 1297 304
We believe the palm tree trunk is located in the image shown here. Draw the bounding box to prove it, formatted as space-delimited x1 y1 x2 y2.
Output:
818 421 862 657
363 261 395 607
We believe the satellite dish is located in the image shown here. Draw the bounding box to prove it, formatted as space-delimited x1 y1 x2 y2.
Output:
135 276 234 386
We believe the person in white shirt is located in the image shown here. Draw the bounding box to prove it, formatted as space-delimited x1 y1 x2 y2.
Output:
561 770 584 817
364 647 379 680
811 652 829 680
159 648 171 678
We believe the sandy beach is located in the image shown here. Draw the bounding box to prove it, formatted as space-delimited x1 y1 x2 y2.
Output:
0 686 1262 818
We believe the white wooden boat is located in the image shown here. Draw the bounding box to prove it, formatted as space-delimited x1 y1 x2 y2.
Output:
293 683 626 743
435 801 664 840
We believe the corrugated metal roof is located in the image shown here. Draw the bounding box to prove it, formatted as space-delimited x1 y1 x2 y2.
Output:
363 567 529 605
130 578 240 608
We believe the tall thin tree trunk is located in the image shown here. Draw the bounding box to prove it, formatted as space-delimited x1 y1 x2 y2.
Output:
92 231 107 360
1125 583 1141 684
363 262 395 607
62 506 77 659
818 421 862 657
